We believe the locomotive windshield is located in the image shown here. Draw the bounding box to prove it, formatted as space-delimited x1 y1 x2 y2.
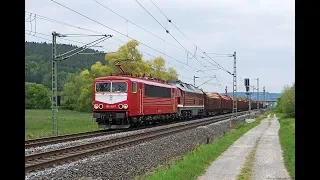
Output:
96 82 127 92
96 82 111 92
111 82 127 92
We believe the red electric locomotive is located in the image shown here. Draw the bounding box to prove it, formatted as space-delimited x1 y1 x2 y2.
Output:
93 76 178 129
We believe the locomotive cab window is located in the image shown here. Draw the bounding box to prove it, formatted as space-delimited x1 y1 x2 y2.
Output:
112 82 127 92
96 82 111 92
132 82 137 93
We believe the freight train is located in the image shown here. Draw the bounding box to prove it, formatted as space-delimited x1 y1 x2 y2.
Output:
92 75 263 129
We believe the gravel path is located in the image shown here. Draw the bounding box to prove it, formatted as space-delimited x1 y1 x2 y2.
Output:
252 116 290 180
197 118 270 180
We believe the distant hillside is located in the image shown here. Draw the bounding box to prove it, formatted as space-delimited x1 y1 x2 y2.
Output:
221 92 281 101
25 41 106 90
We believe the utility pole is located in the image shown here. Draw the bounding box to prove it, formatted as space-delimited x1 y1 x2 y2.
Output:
51 31 112 136
232 51 237 119
225 86 227 95
252 86 255 99
256 78 259 109
193 75 199 86
263 86 266 108
266 91 269 108
52 32 58 136
248 93 251 117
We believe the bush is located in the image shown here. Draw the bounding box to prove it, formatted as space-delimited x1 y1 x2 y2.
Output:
25 82 51 109
276 84 295 117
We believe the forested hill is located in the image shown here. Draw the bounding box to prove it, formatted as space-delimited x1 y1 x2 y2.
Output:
25 41 106 90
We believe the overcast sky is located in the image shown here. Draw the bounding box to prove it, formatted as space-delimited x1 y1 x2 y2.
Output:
25 0 295 93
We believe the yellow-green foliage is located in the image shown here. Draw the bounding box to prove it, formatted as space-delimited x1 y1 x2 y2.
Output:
62 40 179 112
276 84 295 117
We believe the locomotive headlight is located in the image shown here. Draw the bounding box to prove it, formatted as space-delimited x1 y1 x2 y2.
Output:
99 104 103 109
123 104 128 109
118 104 123 109
94 104 99 109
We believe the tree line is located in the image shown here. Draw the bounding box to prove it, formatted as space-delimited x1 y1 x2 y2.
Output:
275 83 295 117
25 41 106 91
25 40 178 112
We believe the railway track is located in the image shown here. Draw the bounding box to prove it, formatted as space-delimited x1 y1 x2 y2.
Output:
25 120 184 149
25 111 251 174
25 130 120 149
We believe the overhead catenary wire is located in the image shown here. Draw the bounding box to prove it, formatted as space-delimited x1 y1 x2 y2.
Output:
57 36 111 61
26 33 224 89
25 29 198 78
24 13 224 83
49 0 220 79
92 0 185 53
134 0 205 66
27 5 226 88
25 30 114 53
25 33 51 42
24 11 202 76
25 11 123 48
49 0 193 66
147 0 233 75
25 33 207 86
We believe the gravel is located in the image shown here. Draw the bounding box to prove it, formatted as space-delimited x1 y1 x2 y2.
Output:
26 113 254 180
25 115 240 156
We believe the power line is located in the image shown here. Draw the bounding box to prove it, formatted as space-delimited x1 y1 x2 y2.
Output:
29 4 228 87
25 11 123 48
25 30 113 52
49 0 217 77
25 11 201 76
202 52 231 56
25 27 199 79
141 51 196 75
92 0 185 53
57 33 110 37
134 0 166 30
147 0 232 75
149 0 193 45
25 33 51 42
134 0 205 66
25 10 228 81
25 30 204 82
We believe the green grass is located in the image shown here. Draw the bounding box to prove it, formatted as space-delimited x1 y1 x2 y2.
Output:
25 109 99 140
278 113 295 179
137 112 271 180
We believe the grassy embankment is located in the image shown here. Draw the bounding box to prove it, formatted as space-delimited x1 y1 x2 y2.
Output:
25 109 99 140
277 113 295 179
137 111 271 180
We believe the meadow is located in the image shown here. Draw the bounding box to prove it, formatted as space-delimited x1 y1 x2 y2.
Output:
25 109 99 140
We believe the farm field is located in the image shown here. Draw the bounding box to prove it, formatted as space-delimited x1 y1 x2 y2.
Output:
25 109 99 140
